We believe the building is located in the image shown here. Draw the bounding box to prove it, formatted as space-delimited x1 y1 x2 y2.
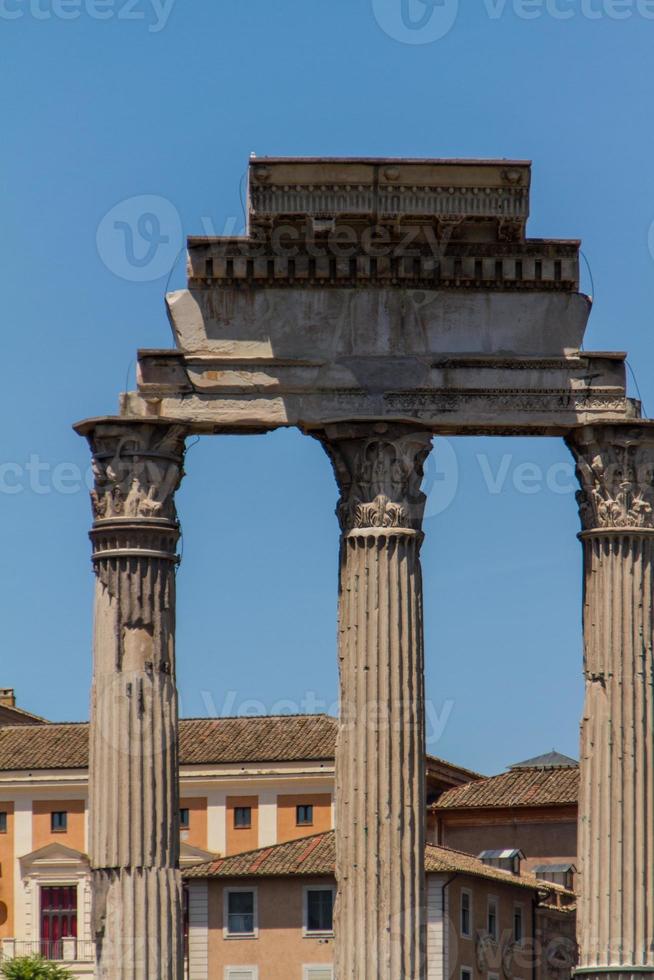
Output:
182 829 576 980
0 714 476 975
0 690 46 727
430 752 579 885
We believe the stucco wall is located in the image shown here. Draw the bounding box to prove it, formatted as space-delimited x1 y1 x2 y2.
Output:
207 876 334 979
180 796 208 850
440 811 577 873
32 800 85 853
276 795 332 844
226 796 259 855
446 875 536 980
0 802 14 938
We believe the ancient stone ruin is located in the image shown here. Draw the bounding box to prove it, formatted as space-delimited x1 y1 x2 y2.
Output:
76 157 652 980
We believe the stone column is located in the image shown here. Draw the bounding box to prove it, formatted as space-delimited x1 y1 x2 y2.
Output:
567 423 654 980
79 419 187 980
318 422 433 980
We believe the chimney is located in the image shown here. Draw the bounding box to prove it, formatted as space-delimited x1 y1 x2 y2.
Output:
0 689 16 708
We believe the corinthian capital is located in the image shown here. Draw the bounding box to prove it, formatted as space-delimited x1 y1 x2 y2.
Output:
566 424 654 531
318 423 433 533
84 421 187 524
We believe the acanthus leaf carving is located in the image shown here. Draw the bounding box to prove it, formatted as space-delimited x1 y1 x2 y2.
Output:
567 425 654 530
319 424 433 533
352 494 407 529
88 422 187 524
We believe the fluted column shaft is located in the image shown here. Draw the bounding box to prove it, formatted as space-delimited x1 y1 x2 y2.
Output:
81 420 187 980
319 422 433 980
567 424 654 980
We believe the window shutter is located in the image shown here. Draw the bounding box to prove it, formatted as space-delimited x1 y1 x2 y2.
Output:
304 968 334 980
226 970 257 980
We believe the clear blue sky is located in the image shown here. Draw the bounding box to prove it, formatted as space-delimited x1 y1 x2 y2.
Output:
2 0 653 775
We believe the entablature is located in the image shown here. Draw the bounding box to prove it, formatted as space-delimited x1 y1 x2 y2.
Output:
77 156 641 439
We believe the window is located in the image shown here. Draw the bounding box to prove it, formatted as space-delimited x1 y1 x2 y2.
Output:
51 811 67 833
478 849 523 875
304 887 334 935
513 904 524 943
303 967 334 980
179 809 190 830
225 969 258 980
297 804 314 826
0 812 6 834
234 806 252 829
487 897 498 940
225 889 257 937
40 886 77 960
461 969 472 980
532 864 576 890
460 890 472 938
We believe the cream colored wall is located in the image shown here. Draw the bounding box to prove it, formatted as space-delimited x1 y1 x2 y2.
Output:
0 802 14 938
207 876 334 979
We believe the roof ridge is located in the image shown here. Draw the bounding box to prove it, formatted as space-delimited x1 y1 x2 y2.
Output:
425 753 482 778
426 842 573 893
180 713 337 722
0 720 87 730
512 762 579 779
427 841 487 861
212 830 334 865
0 705 49 723
0 715 338 730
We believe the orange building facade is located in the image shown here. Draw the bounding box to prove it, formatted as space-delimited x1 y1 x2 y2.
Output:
0 703 579 980
183 830 576 980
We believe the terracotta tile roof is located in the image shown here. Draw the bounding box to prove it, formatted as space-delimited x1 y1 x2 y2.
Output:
183 830 574 898
0 703 48 726
0 715 338 772
185 832 337 880
0 723 89 770
434 765 579 810
425 754 481 783
0 714 482 778
178 715 337 765
510 751 577 769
